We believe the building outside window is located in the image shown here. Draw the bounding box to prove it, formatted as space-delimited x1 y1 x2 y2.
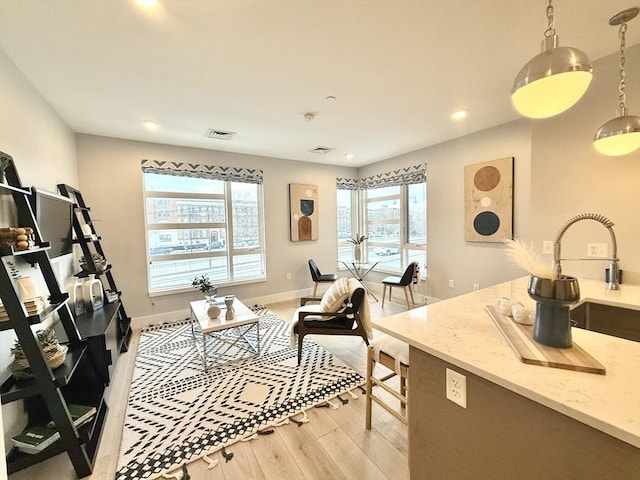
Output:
142 160 265 295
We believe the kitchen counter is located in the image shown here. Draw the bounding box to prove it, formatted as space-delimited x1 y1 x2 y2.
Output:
373 276 640 448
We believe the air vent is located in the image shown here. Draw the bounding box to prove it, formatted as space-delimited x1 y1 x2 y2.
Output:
309 146 335 154
205 128 236 140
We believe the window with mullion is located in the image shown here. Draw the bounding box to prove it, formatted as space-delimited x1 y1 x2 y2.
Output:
143 172 265 295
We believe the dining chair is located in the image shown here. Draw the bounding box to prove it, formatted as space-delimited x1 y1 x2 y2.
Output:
366 335 409 429
381 261 418 309
308 259 337 296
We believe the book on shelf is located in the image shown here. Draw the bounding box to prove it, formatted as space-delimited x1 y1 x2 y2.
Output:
46 403 97 429
11 425 60 454
0 296 46 319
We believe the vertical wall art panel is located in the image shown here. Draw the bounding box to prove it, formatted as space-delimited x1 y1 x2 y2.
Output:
464 157 513 242
289 183 318 241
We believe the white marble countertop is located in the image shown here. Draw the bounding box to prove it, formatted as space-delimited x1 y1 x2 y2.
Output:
372 276 640 448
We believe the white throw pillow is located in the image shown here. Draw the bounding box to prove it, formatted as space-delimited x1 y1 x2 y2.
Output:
320 277 350 312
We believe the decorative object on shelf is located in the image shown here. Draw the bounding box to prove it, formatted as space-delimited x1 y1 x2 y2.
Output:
464 157 514 243
69 278 85 316
511 302 533 325
289 183 318 241
9 328 69 377
0 296 45 321
0 155 10 183
0 227 36 251
80 224 93 237
206 304 221 319
191 274 217 303
347 234 368 261
83 274 104 311
593 7 640 156
511 0 592 118
6 260 39 300
224 295 235 320
79 252 106 272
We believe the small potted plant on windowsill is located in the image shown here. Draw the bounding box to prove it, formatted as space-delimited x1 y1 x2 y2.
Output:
192 274 217 303
347 234 368 262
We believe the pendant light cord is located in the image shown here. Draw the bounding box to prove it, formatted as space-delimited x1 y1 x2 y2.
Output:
618 23 627 111
544 0 556 38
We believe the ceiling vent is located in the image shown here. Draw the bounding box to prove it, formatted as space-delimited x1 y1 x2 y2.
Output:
205 128 236 140
309 146 334 154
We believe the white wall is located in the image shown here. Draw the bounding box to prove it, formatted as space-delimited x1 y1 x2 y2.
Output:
75 134 357 322
530 44 640 285
0 48 79 463
359 120 533 301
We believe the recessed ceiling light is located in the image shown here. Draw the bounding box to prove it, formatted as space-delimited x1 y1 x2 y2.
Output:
345 153 354 160
143 120 159 130
136 0 158 7
451 109 468 120
326 95 337 102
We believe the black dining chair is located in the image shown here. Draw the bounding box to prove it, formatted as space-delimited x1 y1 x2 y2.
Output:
308 259 337 296
381 261 417 309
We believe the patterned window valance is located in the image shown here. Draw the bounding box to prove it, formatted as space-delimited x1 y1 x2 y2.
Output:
337 163 426 190
141 159 263 184
336 177 359 190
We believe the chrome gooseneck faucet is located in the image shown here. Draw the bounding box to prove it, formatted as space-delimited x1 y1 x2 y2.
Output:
552 213 620 290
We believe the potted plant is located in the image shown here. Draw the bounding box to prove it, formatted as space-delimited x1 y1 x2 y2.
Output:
7 260 38 300
192 274 217 303
79 253 106 272
9 328 68 377
347 234 368 262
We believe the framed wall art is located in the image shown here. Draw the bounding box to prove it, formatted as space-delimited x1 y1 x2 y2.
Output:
289 183 318 241
464 157 513 243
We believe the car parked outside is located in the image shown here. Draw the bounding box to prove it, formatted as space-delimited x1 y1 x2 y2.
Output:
374 247 399 256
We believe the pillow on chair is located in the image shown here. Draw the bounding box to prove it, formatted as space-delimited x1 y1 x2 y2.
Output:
320 277 350 312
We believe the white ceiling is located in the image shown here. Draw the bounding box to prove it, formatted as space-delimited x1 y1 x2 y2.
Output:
1 0 638 167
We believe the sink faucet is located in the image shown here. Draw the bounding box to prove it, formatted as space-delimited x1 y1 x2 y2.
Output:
553 213 620 290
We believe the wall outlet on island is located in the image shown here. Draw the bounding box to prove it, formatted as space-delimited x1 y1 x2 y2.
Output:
473 283 480 291
446 368 467 409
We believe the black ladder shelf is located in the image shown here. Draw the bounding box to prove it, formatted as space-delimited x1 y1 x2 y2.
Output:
0 151 107 478
57 184 132 353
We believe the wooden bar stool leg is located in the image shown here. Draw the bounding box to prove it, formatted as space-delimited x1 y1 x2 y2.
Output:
400 375 407 409
365 346 374 430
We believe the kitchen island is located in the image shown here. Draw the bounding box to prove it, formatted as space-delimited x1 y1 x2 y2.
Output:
373 276 640 480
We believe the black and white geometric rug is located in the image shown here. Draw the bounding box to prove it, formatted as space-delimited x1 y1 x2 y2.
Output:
115 308 365 480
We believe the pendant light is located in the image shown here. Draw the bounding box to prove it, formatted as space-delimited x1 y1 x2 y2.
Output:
593 7 640 157
511 0 593 119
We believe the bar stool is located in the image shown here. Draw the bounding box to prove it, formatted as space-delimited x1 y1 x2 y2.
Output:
365 335 409 428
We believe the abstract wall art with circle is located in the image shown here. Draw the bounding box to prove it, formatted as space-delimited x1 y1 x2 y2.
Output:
289 183 319 241
464 157 514 242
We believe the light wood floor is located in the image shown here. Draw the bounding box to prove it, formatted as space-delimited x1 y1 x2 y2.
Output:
9 294 413 480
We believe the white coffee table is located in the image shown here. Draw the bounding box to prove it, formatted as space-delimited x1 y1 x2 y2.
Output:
189 298 260 369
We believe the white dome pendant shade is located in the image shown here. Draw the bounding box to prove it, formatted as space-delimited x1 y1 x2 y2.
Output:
511 1 592 119
593 7 640 157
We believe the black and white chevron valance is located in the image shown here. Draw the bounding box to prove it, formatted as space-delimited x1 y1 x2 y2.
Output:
337 163 426 190
336 177 359 190
141 159 263 184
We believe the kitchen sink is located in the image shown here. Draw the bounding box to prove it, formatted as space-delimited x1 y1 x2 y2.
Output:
571 302 640 342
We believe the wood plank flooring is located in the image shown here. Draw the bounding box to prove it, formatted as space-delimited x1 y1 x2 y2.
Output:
8 295 412 480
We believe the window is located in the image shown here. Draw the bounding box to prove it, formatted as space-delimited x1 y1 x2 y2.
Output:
337 164 426 273
142 160 265 295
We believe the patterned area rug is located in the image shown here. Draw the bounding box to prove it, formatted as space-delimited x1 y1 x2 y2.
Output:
115 308 364 480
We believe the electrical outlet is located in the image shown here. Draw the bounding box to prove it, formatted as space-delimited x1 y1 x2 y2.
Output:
448 279 455 288
286 273 291 280
473 283 480 291
587 243 608 258
542 240 554 255
446 368 467 409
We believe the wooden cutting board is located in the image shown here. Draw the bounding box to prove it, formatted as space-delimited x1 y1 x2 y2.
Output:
486 305 606 375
